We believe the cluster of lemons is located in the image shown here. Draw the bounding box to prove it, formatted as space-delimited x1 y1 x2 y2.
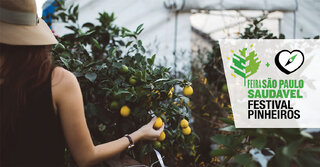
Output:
153 117 191 141
152 117 165 149
152 117 191 149
180 119 191 135
119 85 193 117
153 117 165 141
116 84 193 149
116 64 194 117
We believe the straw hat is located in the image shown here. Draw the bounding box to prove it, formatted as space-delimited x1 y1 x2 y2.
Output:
0 0 57 45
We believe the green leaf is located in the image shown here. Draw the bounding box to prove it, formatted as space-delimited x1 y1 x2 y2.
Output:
137 40 142 47
91 38 100 49
154 78 169 83
147 54 156 66
304 147 320 153
114 90 130 96
282 140 303 158
86 103 98 116
234 154 256 167
297 150 320 167
73 71 83 77
111 47 118 56
219 125 237 132
85 72 97 82
73 5 79 16
126 41 133 48
300 131 313 139
251 136 267 149
65 25 77 31
210 148 235 156
140 45 146 53
60 57 70 69
135 24 144 34
219 118 234 125
82 22 94 28
210 135 234 147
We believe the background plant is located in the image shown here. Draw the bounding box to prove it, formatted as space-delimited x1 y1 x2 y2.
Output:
49 1 200 166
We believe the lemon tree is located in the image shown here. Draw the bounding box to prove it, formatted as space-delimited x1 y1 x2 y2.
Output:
50 1 199 166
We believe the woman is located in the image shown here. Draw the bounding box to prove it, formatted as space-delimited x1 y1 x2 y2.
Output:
0 0 164 166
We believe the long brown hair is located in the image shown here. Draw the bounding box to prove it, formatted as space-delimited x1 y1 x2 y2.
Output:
0 43 54 154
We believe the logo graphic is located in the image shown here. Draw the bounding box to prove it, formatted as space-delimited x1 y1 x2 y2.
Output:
230 45 261 86
275 50 304 75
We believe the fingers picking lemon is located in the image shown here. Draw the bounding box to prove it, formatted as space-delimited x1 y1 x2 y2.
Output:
120 105 130 117
158 131 166 141
182 126 191 135
153 117 163 129
183 85 193 96
180 119 189 128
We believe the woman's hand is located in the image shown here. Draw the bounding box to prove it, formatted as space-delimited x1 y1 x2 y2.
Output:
137 117 164 141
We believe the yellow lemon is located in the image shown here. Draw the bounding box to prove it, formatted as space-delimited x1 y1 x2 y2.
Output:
180 119 189 128
120 105 130 117
153 117 163 129
158 131 166 141
168 91 173 98
170 87 174 92
183 85 193 96
155 90 160 99
152 90 161 99
182 126 191 135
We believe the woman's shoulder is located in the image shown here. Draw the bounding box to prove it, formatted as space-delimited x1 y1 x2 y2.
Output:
52 66 79 95
51 67 80 113
52 67 77 87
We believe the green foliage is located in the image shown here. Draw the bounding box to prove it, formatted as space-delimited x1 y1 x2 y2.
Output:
211 126 320 167
240 17 285 39
50 1 199 166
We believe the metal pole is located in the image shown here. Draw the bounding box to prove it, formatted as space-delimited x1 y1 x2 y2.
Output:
173 11 178 77
293 0 298 39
